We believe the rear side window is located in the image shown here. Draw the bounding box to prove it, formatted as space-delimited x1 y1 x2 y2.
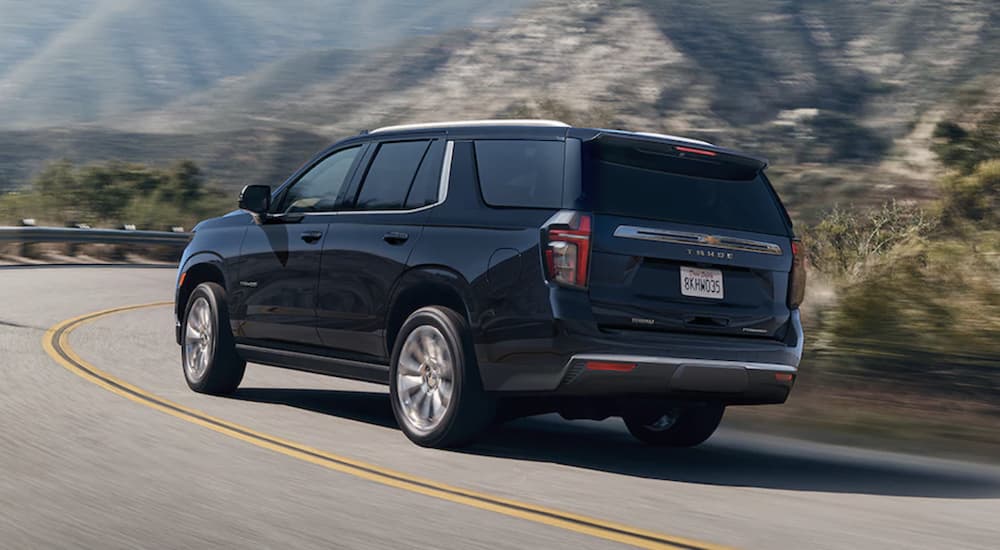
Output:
475 140 564 208
589 140 790 236
354 140 431 210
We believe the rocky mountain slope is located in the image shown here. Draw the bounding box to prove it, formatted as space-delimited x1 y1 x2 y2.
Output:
0 0 535 127
3 0 1000 219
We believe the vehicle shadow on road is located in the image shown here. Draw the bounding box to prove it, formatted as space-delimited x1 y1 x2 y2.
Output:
231 387 1000 499
469 417 1000 499
233 387 400 429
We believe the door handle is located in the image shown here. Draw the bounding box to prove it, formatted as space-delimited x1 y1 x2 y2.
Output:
383 231 409 244
301 230 323 243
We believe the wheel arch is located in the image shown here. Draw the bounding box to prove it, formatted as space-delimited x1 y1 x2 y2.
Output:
176 253 227 332
385 266 478 358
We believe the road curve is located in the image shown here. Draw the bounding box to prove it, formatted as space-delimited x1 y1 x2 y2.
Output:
2 266 999 549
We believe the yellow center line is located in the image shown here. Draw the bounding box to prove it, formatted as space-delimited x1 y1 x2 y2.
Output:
43 302 732 550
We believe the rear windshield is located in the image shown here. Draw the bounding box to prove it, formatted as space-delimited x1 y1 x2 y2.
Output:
588 140 790 236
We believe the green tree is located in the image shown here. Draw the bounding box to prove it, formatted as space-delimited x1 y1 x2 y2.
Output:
3 159 227 228
33 160 81 220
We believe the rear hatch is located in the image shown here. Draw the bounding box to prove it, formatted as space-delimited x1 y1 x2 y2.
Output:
580 135 795 340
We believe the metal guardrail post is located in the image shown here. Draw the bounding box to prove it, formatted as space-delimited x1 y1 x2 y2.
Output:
18 218 37 258
113 223 136 260
65 222 91 257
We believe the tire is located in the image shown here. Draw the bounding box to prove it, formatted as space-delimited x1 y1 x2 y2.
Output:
389 306 494 448
623 403 725 447
181 282 246 395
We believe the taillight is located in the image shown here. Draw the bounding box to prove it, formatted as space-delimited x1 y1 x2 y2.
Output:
788 239 806 309
542 211 592 288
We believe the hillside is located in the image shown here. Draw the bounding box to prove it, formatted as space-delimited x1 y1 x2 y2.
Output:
0 0 536 128
3 0 1000 219
130 1 1000 137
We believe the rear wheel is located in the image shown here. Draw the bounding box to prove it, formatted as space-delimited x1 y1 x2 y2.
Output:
389 306 494 448
182 282 245 395
623 403 724 447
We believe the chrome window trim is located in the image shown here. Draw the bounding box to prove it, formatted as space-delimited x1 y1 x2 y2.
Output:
613 225 783 255
437 139 454 203
298 140 454 217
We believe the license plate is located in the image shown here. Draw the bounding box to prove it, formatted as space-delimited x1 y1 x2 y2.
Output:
680 266 724 299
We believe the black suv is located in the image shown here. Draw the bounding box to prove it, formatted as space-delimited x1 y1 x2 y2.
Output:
174 120 805 448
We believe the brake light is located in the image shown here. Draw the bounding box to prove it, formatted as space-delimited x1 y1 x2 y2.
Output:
675 145 717 157
542 211 592 288
788 239 806 309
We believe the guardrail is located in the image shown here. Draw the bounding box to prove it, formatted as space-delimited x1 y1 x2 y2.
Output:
0 226 192 246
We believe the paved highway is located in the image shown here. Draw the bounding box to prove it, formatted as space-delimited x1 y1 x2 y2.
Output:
2 266 998 549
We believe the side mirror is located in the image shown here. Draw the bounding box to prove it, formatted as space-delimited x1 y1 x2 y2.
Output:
238 185 271 215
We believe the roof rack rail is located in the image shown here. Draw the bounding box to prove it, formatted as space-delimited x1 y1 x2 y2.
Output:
371 119 570 133
637 132 715 147
599 128 715 147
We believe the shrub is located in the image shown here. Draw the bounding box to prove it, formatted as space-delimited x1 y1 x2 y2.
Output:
803 200 936 279
939 160 1000 227
931 112 1000 175
0 159 229 229
825 234 1000 396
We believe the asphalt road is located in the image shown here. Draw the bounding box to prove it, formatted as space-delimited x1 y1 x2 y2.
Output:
2 266 999 549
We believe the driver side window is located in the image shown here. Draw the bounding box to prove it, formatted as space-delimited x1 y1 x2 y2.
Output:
278 146 362 213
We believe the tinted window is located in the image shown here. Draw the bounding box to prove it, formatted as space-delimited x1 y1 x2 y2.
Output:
590 141 790 236
475 140 564 208
404 140 445 209
355 140 430 210
280 146 361 213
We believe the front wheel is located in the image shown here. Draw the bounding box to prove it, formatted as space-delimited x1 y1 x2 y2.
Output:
389 306 494 448
181 282 245 395
623 403 725 447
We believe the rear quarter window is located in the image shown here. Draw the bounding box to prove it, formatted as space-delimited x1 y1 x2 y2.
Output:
474 140 565 208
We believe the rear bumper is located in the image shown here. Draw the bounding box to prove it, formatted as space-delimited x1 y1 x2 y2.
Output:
549 353 795 404
477 308 802 405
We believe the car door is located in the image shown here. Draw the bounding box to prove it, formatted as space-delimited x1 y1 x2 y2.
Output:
234 144 366 347
316 138 448 361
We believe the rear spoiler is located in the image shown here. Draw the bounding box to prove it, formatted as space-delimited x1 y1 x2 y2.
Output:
569 128 768 173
